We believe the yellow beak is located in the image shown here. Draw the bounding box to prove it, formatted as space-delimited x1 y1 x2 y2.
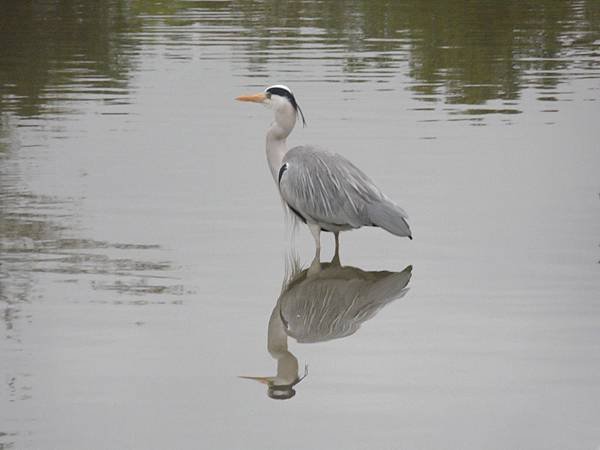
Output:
235 92 267 103
238 375 272 385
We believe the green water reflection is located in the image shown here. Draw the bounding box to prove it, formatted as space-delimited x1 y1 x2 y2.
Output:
1 0 599 120
0 1 141 118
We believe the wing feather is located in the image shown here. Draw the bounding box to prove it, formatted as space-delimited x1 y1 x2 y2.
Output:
278 146 387 229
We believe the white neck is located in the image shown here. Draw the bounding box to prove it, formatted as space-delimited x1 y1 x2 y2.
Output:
267 302 299 385
266 126 288 181
265 104 297 181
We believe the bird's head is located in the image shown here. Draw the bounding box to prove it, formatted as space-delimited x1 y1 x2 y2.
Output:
238 364 308 400
236 84 306 128
238 375 297 400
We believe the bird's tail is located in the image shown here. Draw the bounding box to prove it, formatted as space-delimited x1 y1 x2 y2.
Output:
367 199 412 239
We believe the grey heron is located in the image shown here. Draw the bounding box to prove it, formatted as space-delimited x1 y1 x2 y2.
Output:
240 258 412 400
236 85 412 271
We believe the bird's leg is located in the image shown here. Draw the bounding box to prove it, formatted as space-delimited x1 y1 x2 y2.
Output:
331 232 341 266
308 224 321 275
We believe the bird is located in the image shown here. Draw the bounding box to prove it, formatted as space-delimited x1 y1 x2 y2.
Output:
239 258 412 400
236 85 411 272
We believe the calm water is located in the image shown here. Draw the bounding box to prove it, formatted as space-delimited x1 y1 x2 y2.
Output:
1 1 600 449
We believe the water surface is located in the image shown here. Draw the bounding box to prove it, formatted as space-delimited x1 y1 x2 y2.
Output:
1 1 600 449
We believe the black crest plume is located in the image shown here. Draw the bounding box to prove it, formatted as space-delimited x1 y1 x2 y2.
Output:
266 86 307 127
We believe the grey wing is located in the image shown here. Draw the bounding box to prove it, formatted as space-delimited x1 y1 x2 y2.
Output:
278 146 409 235
280 265 412 343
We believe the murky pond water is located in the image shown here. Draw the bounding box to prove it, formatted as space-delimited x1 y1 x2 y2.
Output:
1 1 600 449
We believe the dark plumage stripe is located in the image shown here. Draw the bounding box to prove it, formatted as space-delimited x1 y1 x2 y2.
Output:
267 87 298 109
266 86 306 127
280 162 307 223
287 204 307 224
278 163 288 185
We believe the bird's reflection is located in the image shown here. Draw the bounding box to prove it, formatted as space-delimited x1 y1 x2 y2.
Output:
241 259 412 399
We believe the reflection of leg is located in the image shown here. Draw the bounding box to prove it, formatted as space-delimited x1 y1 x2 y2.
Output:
308 224 321 275
331 232 341 266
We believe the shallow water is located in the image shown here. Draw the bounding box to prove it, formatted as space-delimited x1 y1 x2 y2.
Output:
1 1 600 449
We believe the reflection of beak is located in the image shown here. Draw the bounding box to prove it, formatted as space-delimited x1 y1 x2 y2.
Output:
238 375 272 385
235 92 267 103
